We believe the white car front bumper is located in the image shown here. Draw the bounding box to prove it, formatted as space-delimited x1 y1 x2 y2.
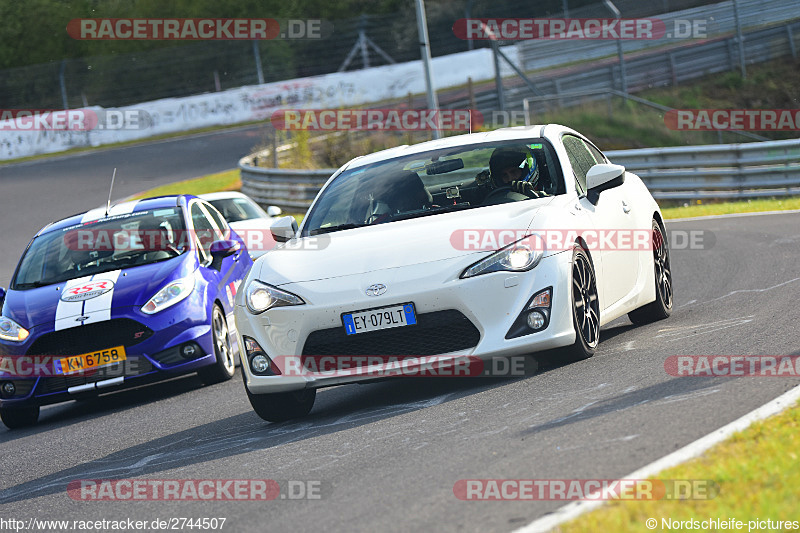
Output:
235 252 576 394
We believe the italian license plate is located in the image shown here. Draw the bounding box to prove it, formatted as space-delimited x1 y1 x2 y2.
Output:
342 303 417 335
55 345 127 375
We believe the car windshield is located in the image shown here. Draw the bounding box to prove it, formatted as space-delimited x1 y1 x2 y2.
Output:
301 138 564 236
11 207 188 289
208 198 265 223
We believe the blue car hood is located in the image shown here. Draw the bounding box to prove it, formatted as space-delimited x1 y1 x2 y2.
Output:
3 255 197 330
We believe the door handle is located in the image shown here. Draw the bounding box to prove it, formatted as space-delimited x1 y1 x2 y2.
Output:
622 201 631 214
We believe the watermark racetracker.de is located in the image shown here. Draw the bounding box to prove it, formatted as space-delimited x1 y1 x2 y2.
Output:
67 479 327 501
452 17 709 40
665 355 800 377
0 109 152 131
665 109 800 131
448 229 714 252
453 479 719 500
67 18 333 40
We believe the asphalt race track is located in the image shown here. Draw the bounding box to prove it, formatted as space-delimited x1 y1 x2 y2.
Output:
1 133 799 532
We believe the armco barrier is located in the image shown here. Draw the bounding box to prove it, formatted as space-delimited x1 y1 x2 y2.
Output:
240 137 800 209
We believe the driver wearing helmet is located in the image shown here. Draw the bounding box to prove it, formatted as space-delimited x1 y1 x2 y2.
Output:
476 146 548 199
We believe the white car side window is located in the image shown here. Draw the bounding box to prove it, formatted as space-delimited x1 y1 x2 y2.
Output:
563 135 596 195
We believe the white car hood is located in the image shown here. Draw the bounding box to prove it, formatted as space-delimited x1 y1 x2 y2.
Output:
254 198 552 285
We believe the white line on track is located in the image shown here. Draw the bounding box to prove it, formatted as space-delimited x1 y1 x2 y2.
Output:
512 384 800 533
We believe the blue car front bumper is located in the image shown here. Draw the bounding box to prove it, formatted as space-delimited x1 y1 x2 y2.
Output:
0 294 220 408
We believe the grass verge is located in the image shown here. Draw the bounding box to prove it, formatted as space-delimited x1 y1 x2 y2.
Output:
558 400 800 532
660 197 800 219
129 169 241 200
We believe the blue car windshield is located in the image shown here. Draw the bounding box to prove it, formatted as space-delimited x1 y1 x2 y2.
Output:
12 207 188 290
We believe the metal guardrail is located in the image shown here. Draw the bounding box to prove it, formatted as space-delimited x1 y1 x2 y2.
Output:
239 150 333 210
240 138 800 208
435 16 800 117
493 18 800 113
516 0 800 74
606 138 800 200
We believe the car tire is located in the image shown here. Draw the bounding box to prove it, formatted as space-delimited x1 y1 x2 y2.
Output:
628 220 673 325
198 305 236 385
561 247 600 361
246 387 316 423
0 405 40 429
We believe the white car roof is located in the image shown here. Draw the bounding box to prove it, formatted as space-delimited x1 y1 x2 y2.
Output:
198 191 252 202
344 124 576 170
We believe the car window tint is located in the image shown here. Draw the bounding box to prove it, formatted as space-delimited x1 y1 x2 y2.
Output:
563 135 596 194
204 202 230 235
209 198 263 223
233 198 266 220
585 142 607 164
191 202 217 257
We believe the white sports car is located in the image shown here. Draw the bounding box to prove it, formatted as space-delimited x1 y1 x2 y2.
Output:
234 124 673 422
199 192 282 259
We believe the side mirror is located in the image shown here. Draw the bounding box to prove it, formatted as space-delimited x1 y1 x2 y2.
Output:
0 287 5 306
271 216 298 243
266 206 283 217
210 239 241 258
586 163 625 204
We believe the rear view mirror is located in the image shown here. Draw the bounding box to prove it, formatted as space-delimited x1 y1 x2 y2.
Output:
271 216 298 243
426 159 464 175
210 239 241 258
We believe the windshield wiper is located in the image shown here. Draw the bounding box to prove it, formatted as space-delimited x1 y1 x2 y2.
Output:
309 223 366 235
389 203 473 222
12 280 52 289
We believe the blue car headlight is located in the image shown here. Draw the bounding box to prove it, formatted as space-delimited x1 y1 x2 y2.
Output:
461 236 544 278
0 317 29 342
245 280 304 314
142 278 194 315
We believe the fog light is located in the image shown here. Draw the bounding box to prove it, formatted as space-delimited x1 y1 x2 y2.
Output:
527 311 546 330
181 344 197 358
251 355 270 373
1 381 15 397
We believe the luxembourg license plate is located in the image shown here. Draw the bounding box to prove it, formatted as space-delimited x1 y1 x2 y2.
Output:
55 345 127 375
342 303 417 335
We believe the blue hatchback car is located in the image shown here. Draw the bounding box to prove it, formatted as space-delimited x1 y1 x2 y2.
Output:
0 195 253 428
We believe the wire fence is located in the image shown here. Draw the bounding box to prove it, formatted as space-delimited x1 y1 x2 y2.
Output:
1 0 726 110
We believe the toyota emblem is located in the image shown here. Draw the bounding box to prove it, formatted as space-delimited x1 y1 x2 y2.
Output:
365 284 387 296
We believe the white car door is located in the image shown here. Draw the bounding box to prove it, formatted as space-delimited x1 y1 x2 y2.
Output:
563 134 639 309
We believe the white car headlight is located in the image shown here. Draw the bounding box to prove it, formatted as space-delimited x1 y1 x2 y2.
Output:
0 317 29 342
142 278 194 314
246 280 305 314
461 237 544 278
